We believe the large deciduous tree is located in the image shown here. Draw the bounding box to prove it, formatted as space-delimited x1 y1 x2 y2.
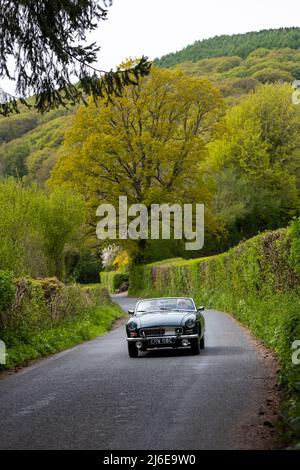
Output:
206 83 300 248
50 67 223 258
0 0 151 116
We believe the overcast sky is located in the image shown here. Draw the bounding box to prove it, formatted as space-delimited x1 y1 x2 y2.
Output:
96 0 300 69
2 0 300 95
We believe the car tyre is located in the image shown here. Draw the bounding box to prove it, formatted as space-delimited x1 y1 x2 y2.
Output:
200 335 205 349
191 338 200 355
128 342 139 358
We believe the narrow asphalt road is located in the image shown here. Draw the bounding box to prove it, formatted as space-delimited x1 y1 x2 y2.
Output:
0 296 277 450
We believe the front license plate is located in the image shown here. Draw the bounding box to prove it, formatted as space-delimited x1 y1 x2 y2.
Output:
148 338 175 345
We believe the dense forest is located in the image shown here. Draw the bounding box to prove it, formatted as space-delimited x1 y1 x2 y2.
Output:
155 27 300 67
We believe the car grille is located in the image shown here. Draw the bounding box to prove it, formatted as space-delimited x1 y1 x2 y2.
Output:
140 327 182 337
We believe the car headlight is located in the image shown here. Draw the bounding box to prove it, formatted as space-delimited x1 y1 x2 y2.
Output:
128 321 138 331
185 316 196 328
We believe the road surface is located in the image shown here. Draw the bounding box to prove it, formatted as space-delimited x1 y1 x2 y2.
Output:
0 296 277 449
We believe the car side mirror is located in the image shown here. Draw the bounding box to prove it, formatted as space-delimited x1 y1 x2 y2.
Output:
197 306 205 312
128 309 134 316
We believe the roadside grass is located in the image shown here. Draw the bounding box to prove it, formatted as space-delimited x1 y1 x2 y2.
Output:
0 278 126 370
2 303 125 369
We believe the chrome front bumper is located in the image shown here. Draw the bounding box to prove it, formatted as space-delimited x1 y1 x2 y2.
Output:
127 334 198 342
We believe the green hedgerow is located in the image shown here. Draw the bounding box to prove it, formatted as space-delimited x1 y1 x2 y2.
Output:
0 270 16 316
289 217 300 276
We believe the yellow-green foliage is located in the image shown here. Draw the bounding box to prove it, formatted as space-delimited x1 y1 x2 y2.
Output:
0 276 123 369
172 48 300 100
50 67 223 262
129 225 300 445
289 218 300 276
0 270 16 312
50 67 223 209
0 179 85 278
204 83 300 246
0 106 74 182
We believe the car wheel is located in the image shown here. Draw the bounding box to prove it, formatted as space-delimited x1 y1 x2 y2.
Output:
128 342 139 358
200 335 205 349
191 338 200 355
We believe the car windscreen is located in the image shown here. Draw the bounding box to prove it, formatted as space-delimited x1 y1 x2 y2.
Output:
136 298 194 313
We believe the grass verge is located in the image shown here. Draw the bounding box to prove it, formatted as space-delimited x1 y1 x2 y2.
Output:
0 277 125 370
2 303 125 370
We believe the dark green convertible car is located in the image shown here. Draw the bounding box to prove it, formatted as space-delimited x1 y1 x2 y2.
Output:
126 297 205 357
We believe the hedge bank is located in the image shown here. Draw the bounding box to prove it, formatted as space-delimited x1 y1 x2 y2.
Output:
129 222 300 446
0 275 124 369
100 272 129 293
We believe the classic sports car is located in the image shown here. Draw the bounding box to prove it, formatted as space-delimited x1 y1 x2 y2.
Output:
126 297 205 357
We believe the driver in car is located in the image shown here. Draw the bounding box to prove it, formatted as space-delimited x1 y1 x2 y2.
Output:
145 300 159 311
177 298 189 309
